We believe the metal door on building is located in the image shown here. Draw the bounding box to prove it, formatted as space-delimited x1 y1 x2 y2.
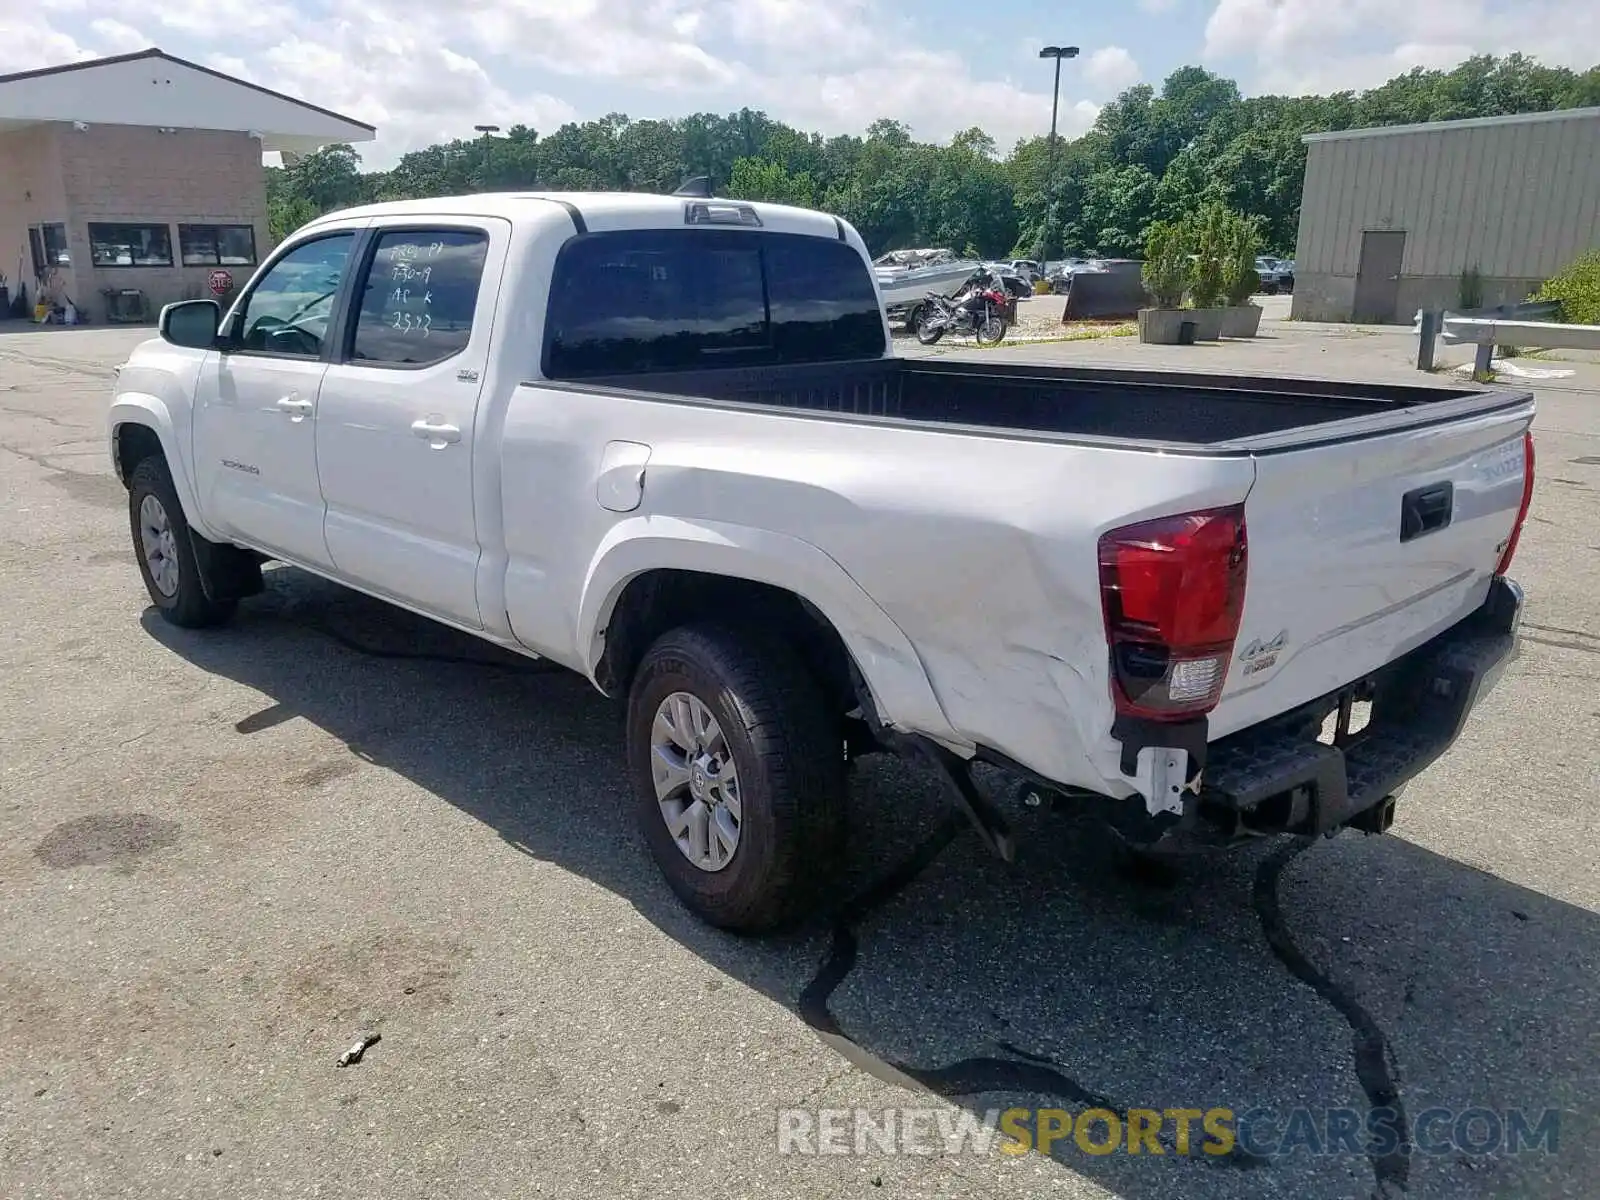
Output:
1353 230 1406 324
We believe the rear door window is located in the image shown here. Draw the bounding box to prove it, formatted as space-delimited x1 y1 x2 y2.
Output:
348 229 490 367
543 229 884 379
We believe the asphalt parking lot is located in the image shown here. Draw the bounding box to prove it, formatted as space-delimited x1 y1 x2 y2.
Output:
1 317 1595 1199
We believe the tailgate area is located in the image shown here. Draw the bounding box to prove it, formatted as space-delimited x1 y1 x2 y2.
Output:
1214 405 1533 738
1200 577 1523 837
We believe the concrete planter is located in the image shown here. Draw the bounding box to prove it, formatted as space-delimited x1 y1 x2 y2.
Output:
1187 306 1225 341
1221 304 1263 338
1138 307 1189 344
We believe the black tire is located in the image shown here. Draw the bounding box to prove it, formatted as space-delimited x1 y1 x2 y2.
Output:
914 307 944 345
975 308 1007 347
127 456 237 628
626 623 845 933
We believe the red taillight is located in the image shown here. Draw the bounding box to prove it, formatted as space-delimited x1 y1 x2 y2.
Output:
1495 431 1535 576
1098 505 1248 721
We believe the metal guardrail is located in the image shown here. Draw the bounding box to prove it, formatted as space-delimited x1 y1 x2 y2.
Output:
1416 299 1573 374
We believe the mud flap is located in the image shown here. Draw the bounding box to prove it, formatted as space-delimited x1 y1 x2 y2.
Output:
187 530 264 602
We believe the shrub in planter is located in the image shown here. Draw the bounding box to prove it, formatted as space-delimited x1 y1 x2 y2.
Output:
1185 203 1229 340
1139 220 1190 344
1222 210 1263 338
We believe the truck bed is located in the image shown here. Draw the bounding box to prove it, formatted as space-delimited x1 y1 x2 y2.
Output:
570 358 1525 452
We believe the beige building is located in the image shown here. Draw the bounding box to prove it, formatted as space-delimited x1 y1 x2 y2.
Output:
0 48 373 324
1292 106 1600 323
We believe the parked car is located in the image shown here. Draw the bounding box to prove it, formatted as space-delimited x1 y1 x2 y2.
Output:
110 192 1534 933
984 263 1034 300
1043 258 1104 290
1256 256 1296 294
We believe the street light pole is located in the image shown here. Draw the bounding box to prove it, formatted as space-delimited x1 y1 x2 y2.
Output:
473 123 500 189
1037 46 1079 262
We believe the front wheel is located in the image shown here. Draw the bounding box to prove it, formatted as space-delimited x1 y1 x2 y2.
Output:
976 311 1007 346
127 457 237 628
626 623 845 933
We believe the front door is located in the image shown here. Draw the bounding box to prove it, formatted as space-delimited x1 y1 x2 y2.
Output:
315 221 506 628
1352 229 1406 324
193 230 360 568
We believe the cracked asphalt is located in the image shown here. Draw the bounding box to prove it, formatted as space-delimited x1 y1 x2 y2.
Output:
1 317 1596 1199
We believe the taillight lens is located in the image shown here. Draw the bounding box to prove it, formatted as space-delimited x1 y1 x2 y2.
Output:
1098 505 1248 721
1495 431 1535 576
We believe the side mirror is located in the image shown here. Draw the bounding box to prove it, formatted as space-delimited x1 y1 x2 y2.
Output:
158 299 221 350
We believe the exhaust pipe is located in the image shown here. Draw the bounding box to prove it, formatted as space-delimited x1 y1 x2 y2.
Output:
1350 794 1398 835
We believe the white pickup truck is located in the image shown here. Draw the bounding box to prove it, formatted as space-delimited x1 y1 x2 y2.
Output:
109 192 1533 931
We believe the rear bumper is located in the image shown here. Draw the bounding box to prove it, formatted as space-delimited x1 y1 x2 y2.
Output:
1200 576 1522 836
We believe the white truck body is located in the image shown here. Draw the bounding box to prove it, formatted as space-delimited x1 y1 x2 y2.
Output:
108 191 1532 926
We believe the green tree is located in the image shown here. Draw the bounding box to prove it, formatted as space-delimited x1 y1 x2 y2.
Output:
726 157 817 207
256 52 1599 265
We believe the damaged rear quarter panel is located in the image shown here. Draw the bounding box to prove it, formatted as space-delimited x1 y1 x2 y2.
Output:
520 384 1257 795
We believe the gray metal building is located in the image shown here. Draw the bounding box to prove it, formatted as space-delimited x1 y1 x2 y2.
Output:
1291 106 1600 324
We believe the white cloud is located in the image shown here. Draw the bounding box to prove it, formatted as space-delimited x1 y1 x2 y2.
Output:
1203 0 1600 94
1082 46 1142 95
85 18 149 54
0 13 93 74
2 0 1112 164
756 46 1098 152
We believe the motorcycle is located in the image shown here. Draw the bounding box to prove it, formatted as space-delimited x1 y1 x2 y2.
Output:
914 271 1010 347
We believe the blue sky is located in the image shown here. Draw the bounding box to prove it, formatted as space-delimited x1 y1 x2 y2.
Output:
6 0 1598 168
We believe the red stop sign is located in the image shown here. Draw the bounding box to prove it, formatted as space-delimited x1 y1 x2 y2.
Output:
208 269 233 296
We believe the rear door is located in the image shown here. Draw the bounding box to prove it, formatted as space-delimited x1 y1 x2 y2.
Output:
1214 401 1533 737
314 220 508 628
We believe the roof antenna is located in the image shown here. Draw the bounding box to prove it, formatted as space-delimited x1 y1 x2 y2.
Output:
672 176 713 198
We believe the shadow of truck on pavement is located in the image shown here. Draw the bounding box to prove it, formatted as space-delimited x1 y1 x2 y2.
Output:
143 566 1597 1200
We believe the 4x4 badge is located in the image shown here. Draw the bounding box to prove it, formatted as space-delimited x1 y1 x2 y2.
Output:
1238 630 1287 675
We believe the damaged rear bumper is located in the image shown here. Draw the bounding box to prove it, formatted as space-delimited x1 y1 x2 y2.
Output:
1199 576 1523 837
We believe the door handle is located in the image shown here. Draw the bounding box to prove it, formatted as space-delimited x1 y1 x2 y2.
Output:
276 394 314 420
411 417 462 448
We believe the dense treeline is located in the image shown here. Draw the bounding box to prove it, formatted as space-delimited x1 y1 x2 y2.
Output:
267 53 1600 260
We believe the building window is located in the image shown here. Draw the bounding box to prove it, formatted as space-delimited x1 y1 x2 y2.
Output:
27 224 71 275
88 223 174 268
178 224 258 267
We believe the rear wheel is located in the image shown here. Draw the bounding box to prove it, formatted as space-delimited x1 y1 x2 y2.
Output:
127 456 237 628
914 306 945 345
626 623 845 933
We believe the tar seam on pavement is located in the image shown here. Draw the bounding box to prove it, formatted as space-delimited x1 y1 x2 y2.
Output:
1254 837 1411 1198
797 810 1269 1172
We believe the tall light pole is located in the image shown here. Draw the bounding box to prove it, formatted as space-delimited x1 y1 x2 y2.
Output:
1037 46 1079 262
473 123 500 189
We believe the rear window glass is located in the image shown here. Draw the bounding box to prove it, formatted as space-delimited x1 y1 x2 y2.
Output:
543 229 884 379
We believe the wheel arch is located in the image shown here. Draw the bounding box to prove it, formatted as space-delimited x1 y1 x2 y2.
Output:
109 396 218 540
577 518 962 747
